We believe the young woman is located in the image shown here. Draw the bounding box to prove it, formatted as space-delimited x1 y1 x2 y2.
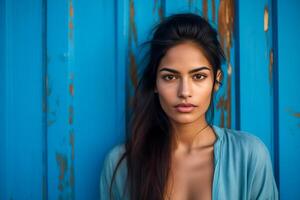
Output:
100 13 278 200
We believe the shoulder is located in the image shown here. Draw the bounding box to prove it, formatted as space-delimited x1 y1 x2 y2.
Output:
218 126 271 161
103 144 126 168
100 144 128 199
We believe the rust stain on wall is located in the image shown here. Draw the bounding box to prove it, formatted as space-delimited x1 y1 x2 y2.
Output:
128 0 139 90
159 7 164 20
56 153 68 192
287 108 300 118
129 0 138 45
264 6 269 32
129 51 138 87
217 0 234 128
69 83 74 96
202 0 208 19
269 49 273 82
153 0 164 21
70 2 74 17
67 1 75 196
218 0 234 60
69 105 74 124
292 112 300 118
69 130 75 161
69 130 75 188
212 0 216 22
69 0 74 41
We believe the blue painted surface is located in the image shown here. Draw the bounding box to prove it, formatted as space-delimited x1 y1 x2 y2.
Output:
277 0 300 199
0 0 44 199
239 0 275 159
0 0 6 199
0 0 299 199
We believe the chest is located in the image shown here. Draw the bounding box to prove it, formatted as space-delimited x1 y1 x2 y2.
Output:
165 146 215 200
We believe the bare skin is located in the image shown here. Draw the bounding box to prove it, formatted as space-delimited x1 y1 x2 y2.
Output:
155 41 221 199
164 126 217 200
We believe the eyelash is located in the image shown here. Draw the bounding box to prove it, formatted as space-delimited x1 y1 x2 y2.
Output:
162 74 207 81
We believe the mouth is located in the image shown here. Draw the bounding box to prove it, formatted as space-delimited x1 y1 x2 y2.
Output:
174 103 197 113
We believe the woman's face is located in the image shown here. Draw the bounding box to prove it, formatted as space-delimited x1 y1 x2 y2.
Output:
155 41 218 125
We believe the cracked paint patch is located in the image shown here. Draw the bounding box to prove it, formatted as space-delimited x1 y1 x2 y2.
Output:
217 0 234 128
264 6 269 32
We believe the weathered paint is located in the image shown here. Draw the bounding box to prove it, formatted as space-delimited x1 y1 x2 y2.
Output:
202 0 208 19
269 48 273 82
56 153 68 192
128 0 139 109
1 0 300 199
212 0 216 22
264 6 269 32
217 0 235 128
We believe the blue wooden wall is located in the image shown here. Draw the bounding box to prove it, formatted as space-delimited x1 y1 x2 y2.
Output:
0 0 299 199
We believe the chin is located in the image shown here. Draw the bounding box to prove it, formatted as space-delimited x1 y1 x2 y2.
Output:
170 114 200 125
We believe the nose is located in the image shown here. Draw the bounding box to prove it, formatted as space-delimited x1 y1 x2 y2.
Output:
178 77 192 99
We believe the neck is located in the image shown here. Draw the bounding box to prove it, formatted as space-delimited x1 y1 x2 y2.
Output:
170 118 211 152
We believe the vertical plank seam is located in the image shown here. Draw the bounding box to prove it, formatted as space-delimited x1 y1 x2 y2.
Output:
271 0 280 192
42 0 48 199
234 0 240 130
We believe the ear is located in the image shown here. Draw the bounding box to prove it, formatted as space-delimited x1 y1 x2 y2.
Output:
214 70 222 91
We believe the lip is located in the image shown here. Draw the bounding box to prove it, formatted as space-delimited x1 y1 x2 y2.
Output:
174 103 197 113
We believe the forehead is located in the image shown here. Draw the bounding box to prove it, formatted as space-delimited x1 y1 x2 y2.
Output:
158 41 212 72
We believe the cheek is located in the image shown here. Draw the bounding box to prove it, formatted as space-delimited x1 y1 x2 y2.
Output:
194 83 214 109
156 81 177 111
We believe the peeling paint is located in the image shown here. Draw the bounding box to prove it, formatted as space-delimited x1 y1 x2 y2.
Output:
129 50 138 87
292 112 300 118
129 0 138 45
216 0 234 128
269 49 273 82
212 0 216 22
202 0 208 19
69 130 75 161
69 105 74 124
56 153 68 192
70 2 74 17
128 0 139 92
286 109 300 118
68 0 74 41
69 83 74 96
264 6 269 32
218 0 234 60
153 0 164 21
69 129 75 190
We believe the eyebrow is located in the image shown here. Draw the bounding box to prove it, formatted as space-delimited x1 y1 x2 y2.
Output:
159 66 211 74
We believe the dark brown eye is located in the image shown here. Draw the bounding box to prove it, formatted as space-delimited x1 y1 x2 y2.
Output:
193 74 206 80
162 75 177 81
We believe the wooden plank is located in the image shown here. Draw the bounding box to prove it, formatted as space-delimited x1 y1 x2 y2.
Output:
277 0 300 198
0 0 6 198
0 0 45 199
238 0 276 158
71 0 122 199
46 0 74 199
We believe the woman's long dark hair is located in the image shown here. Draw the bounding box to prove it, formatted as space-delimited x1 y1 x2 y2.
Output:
110 13 225 200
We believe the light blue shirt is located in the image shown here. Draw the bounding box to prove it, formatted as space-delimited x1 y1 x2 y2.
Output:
100 126 279 200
